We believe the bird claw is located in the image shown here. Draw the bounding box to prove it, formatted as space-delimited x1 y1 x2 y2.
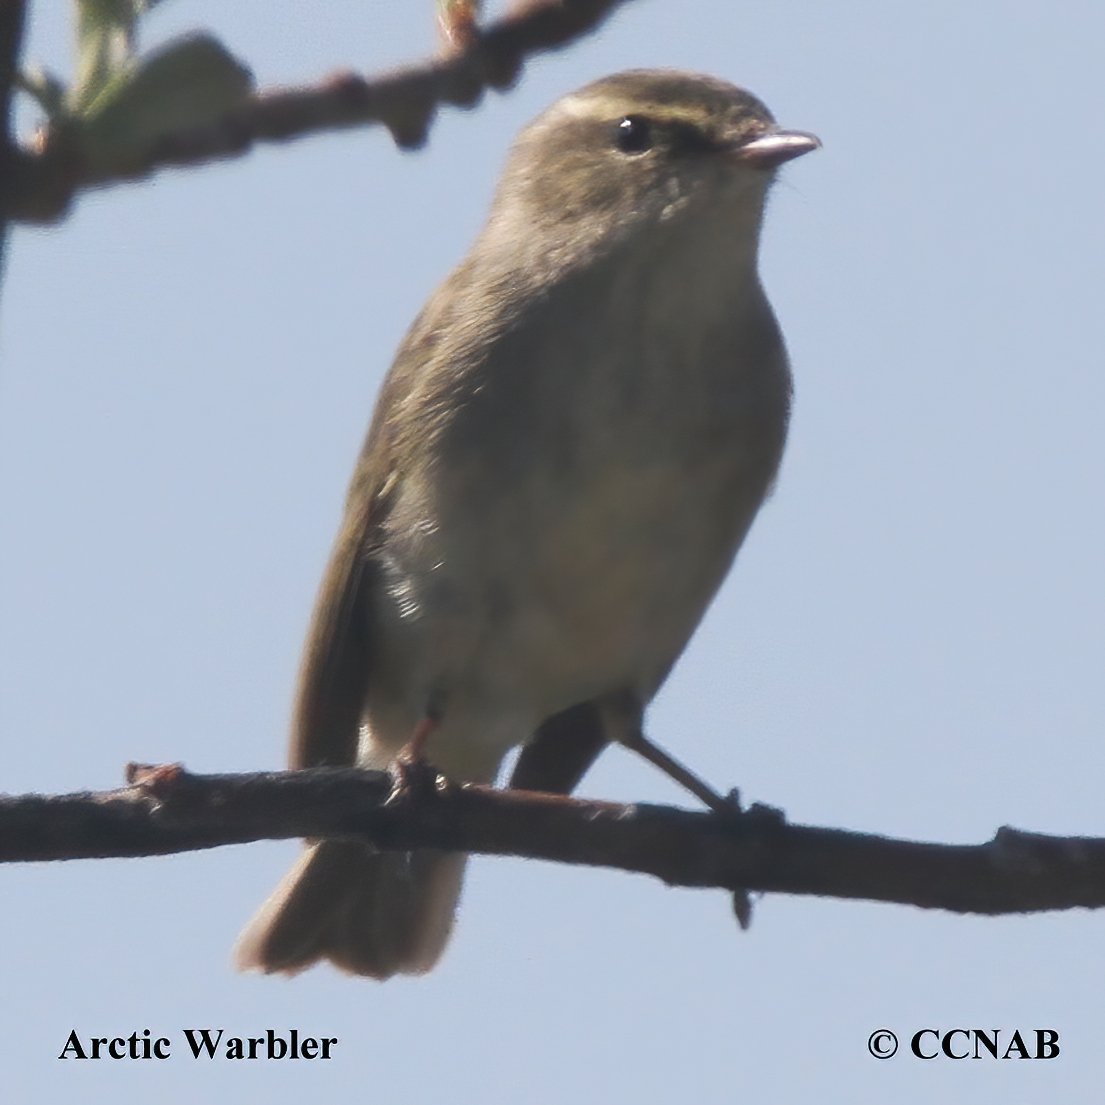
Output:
386 750 444 804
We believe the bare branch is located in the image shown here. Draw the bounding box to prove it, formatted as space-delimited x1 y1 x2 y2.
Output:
4 0 637 225
3 763 1105 918
0 0 29 271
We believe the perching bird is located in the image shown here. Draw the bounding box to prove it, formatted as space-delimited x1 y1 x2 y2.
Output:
236 69 818 979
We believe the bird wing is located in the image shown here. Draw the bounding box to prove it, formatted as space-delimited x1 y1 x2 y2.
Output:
287 259 511 771
287 480 378 770
509 702 608 795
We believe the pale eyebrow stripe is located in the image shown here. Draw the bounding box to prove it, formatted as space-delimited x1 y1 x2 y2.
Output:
556 96 710 129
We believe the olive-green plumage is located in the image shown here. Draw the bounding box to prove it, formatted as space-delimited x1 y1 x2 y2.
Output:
235 69 818 979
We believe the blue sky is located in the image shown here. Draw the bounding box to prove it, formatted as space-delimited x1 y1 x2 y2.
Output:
3 1 1104 1101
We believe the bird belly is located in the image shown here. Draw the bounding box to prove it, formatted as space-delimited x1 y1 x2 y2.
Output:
366 384 784 768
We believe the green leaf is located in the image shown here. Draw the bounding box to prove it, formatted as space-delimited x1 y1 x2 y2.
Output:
74 32 254 175
72 0 146 112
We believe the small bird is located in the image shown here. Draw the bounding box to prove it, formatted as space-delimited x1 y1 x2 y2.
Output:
235 69 818 979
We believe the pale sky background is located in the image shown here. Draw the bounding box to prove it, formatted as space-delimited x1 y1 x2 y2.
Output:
3 1 1104 1101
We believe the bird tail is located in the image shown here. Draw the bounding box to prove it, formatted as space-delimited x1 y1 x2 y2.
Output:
234 840 467 979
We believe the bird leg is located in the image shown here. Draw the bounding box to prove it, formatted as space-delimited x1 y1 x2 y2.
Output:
599 692 738 817
601 698 752 924
388 714 445 801
619 727 739 818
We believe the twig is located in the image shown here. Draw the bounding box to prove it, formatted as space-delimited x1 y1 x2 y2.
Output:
3 763 1105 917
0 0 29 272
3 0 637 224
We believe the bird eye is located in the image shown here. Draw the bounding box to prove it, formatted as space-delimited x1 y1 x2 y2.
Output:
614 116 653 154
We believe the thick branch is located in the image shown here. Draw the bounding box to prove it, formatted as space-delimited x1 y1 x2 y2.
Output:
3 763 1104 917
4 0 636 224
